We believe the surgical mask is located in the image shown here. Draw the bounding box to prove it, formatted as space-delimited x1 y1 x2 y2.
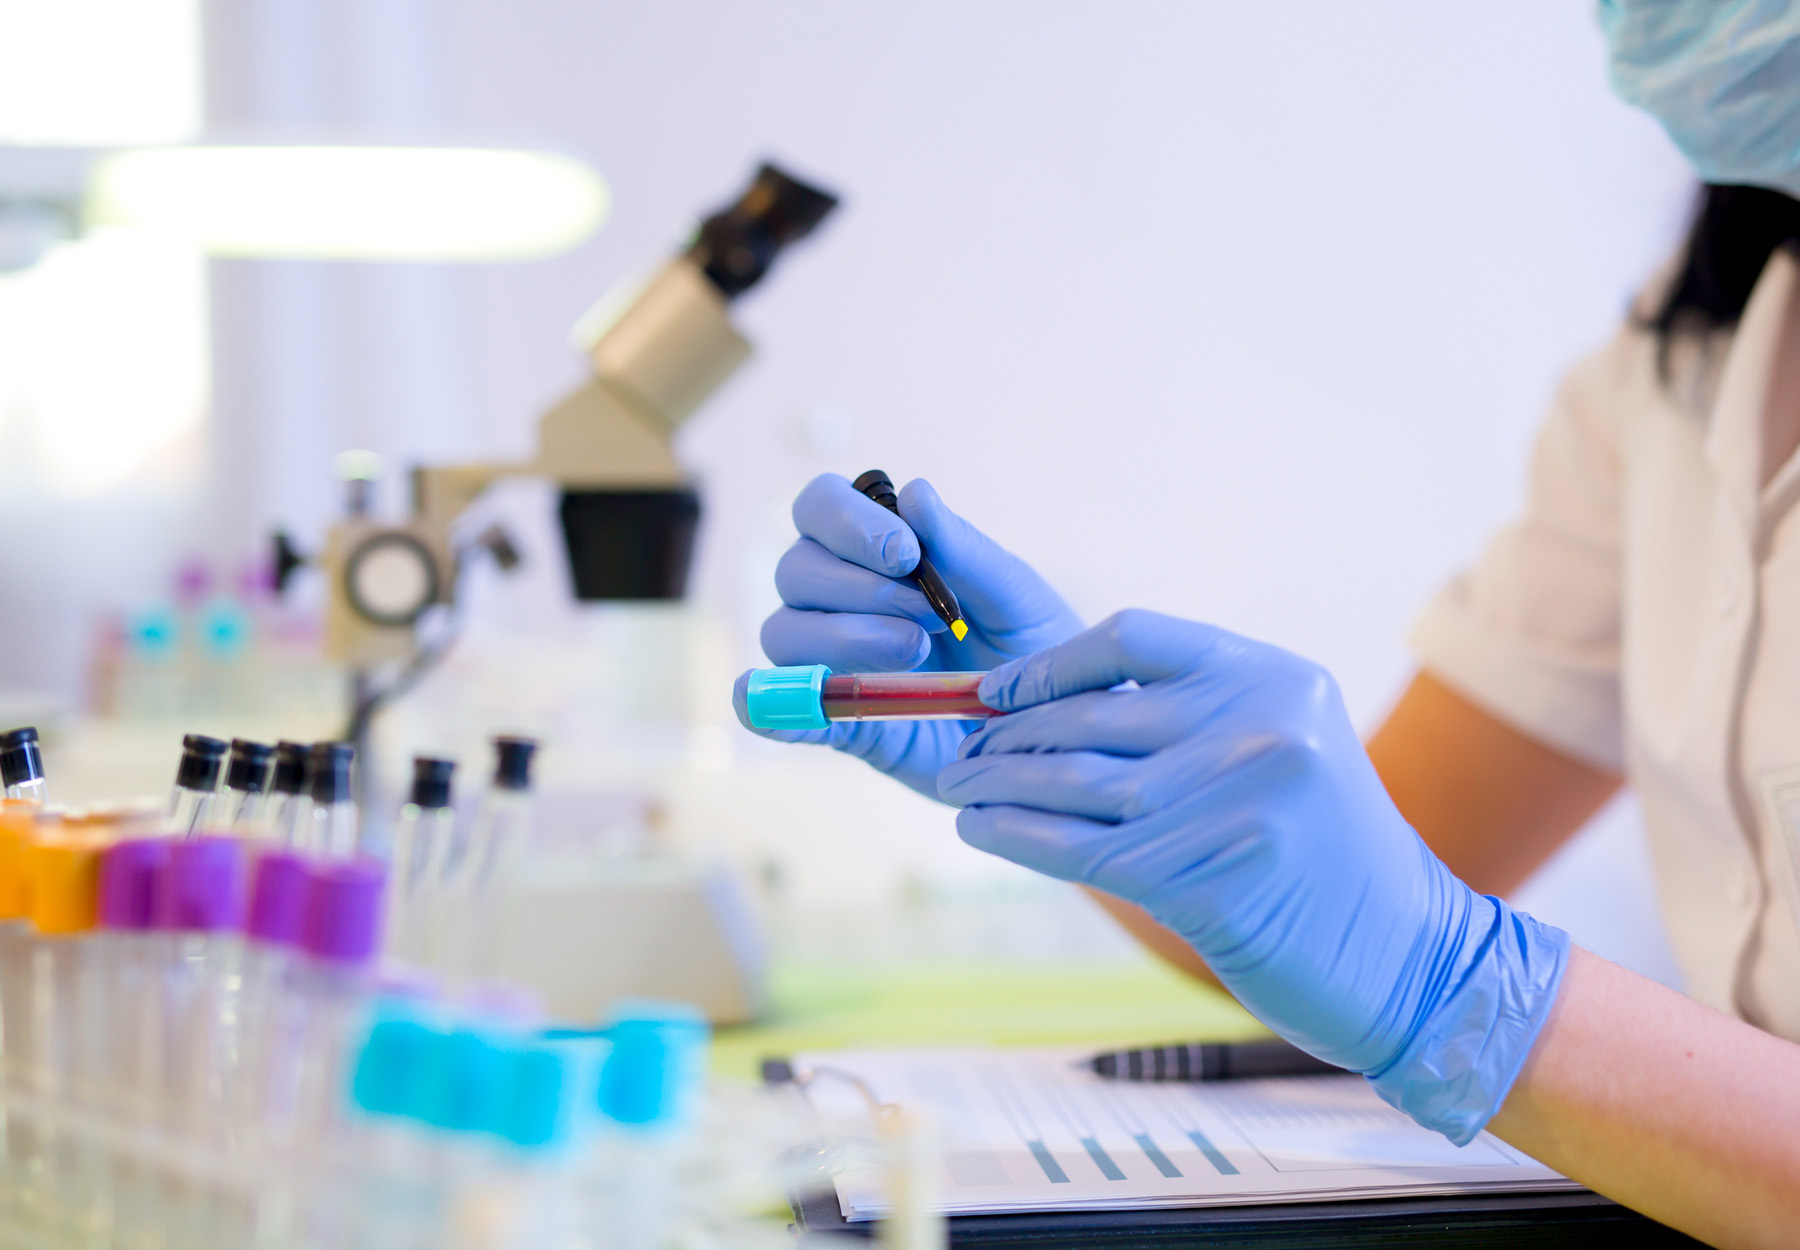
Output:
1600 0 1800 196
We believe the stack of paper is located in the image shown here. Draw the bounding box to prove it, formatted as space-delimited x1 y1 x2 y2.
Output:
794 1047 1577 1220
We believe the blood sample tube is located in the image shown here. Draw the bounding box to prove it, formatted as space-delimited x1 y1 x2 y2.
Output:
743 665 998 728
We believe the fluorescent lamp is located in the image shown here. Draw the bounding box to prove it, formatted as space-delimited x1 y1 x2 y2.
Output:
86 146 610 262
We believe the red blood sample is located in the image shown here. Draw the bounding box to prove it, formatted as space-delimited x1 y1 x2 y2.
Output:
819 672 996 721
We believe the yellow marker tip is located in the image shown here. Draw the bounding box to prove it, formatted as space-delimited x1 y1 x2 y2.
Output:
950 619 969 641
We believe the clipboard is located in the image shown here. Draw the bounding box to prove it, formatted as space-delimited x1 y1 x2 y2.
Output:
765 1058 1704 1248
788 1184 1704 1247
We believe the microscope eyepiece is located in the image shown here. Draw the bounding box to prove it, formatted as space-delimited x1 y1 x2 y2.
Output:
686 162 839 299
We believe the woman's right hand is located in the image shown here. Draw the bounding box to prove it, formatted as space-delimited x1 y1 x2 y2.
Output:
732 472 1081 799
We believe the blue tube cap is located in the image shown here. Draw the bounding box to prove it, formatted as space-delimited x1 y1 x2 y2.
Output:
351 1017 439 1120
597 998 710 1127
745 664 831 730
428 1030 511 1134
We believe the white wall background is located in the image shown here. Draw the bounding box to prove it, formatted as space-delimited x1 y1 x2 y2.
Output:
441 1 1691 981
14 1 1701 981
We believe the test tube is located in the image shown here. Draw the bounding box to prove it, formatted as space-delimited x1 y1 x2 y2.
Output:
239 848 377 1246
166 734 228 836
460 1030 593 1245
0 805 39 1226
96 837 171 1249
307 742 358 857
155 837 246 1127
386 757 456 961
463 737 537 894
743 666 998 728
267 740 313 845
0 814 43 1228
21 836 107 1241
341 1017 432 1244
223 738 275 831
348 1017 597 1248
585 1002 712 1249
154 836 247 1246
1 727 47 804
236 850 311 1124
221 848 312 1247
290 858 387 1143
435 738 535 980
342 1023 487 1245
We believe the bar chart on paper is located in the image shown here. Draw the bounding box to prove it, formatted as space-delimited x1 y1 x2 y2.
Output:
795 1047 1577 1219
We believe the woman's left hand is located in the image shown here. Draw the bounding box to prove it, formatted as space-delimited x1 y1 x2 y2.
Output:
735 473 1081 799
938 609 1570 1144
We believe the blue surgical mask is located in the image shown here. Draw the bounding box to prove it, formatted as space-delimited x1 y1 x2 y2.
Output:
1600 0 1800 195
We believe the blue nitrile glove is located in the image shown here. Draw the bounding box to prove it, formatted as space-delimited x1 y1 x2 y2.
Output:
733 473 1081 799
937 610 1569 1144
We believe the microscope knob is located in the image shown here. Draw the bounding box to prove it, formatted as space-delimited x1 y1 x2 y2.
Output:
271 530 309 595
343 531 439 627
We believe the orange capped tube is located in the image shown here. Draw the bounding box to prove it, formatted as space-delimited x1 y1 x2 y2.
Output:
0 802 33 920
26 839 103 935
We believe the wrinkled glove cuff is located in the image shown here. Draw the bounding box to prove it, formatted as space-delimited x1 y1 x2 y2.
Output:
1367 900 1570 1146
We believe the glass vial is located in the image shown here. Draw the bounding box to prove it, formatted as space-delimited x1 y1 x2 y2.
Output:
0 727 47 805
457 736 538 894
441 737 536 980
386 756 456 960
307 742 357 858
223 739 275 832
266 741 312 847
167 734 228 836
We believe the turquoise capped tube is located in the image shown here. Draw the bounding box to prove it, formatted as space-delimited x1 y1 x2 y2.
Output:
744 664 832 730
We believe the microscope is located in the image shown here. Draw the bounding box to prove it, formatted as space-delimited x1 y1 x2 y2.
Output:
283 162 837 675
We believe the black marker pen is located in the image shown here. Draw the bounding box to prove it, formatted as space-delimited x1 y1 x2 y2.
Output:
852 470 969 642
1087 1038 1341 1082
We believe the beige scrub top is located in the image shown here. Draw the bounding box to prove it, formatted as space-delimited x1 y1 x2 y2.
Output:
1412 248 1800 1038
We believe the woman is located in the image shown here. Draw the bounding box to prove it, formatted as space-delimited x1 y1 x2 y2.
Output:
736 7 1800 1246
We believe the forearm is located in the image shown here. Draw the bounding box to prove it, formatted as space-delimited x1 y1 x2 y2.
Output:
1365 671 1620 895
1490 947 1800 1249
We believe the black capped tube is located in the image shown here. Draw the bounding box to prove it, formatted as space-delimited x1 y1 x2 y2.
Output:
226 739 274 795
0 726 46 805
388 756 459 949
224 738 276 831
437 736 540 977
168 733 228 837
409 756 456 810
268 740 312 846
491 736 538 792
271 741 310 796
308 742 358 858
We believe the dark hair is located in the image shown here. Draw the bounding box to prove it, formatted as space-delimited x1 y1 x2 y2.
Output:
1645 183 1800 344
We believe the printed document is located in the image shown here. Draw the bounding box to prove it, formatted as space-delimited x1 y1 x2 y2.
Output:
794 1047 1576 1219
